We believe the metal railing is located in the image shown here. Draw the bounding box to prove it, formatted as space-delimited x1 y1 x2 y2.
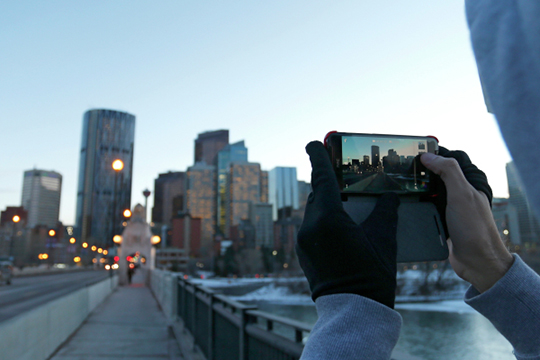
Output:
177 277 311 360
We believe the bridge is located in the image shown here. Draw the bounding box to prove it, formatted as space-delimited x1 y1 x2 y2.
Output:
0 268 421 360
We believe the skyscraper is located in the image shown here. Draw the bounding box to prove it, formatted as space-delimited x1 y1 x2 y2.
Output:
152 171 186 226
75 109 135 247
186 162 216 254
249 202 273 248
268 167 299 220
225 162 263 237
216 141 248 234
21 169 62 228
372 146 380 167
194 130 229 165
507 162 540 244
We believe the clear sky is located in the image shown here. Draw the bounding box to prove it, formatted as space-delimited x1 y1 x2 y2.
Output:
0 1 511 225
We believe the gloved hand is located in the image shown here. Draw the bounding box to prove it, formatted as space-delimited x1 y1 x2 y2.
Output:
296 141 400 309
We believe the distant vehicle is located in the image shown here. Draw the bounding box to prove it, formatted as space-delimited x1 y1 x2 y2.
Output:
0 260 13 285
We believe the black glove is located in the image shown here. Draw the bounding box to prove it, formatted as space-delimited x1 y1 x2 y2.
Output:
431 147 493 238
296 141 400 309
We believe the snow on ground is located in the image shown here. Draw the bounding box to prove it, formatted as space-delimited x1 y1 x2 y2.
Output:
229 283 313 304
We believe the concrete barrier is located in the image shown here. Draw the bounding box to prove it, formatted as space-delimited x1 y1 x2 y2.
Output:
0 275 118 360
149 269 179 319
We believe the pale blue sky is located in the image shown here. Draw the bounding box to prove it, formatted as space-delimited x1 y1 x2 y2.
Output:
0 1 511 225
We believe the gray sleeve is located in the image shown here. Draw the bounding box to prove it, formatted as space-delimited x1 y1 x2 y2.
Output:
465 0 540 218
300 293 402 360
465 255 540 360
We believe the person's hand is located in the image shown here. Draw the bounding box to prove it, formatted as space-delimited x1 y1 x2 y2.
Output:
296 141 400 309
421 150 514 293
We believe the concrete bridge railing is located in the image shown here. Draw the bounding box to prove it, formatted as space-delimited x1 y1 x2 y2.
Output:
150 269 309 360
0 275 118 360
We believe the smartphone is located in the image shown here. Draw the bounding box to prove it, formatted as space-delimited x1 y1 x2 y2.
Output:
324 131 448 262
325 132 439 196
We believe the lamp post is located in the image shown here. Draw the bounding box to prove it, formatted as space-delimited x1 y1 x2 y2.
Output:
111 159 124 247
9 215 20 257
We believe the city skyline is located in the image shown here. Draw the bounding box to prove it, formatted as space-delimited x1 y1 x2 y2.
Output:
1 2 513 225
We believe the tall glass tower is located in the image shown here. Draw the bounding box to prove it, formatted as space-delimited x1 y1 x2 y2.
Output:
269 167 299 220
216 141 248 234
75 109 135 247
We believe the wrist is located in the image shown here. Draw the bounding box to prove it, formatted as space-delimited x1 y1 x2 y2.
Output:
469 252 514 293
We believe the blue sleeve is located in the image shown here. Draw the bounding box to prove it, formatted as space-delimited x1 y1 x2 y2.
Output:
300 294 402 360
465 0 540 217
465 255 540 360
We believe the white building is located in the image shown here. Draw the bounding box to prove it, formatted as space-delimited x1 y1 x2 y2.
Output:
21 169 62 228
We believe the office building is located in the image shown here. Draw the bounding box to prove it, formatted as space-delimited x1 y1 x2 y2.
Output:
298 181 311 211
171 213 202 257
216 141 248 234
186 162 216 254
269 167 299 220
194 130 229 165
507 162 540 243
492 198 521 245
372 146 380 167
152 171 186 225
225 162 263 237
75 109 135 247
21 169 62 228
249 202 273 248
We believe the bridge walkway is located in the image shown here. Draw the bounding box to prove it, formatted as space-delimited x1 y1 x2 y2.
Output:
49 272 183 360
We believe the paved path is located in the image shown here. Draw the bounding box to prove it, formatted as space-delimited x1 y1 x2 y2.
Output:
50 272 183 360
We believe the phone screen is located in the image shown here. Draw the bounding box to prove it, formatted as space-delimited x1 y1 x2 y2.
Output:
328 133 438 194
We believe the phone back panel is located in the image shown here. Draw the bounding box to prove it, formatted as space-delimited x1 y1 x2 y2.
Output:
343 197 449 263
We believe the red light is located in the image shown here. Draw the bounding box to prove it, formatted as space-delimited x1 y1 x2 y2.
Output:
129 263 135 269
200 274 205 279
114 256 119 262
255 274 260 278
126 256 133 262
183 274 188 280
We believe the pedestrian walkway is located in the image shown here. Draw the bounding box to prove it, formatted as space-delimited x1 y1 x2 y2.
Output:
49 272 183 360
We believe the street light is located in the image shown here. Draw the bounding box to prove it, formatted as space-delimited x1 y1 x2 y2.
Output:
69 237 76 244
112 159 124 171
111 159 124 248
151 235 161 245
49 229 56 237
82 242 88 248
9 215 21 257
113 235 122 244
123 209 132 218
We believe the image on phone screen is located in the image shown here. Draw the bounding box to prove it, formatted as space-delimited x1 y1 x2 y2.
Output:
341 135 436 194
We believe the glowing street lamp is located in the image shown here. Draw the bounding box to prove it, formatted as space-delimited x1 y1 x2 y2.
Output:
111 159 124 247
103 249 108 255
73 256 81 263
151 235 161 245
123 209 132 218
112 159 124 171
49 229 56 237
82 242 88 248
113 235 122 244
91 245 97 252
69 237 76 244
12 215 20 223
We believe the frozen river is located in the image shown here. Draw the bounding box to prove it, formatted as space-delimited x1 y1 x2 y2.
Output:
194 277 515 360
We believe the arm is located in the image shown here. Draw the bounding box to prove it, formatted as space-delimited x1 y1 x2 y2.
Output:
301 294 401 360
421 152 540 360
297 141 402 359
466 0 540 217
